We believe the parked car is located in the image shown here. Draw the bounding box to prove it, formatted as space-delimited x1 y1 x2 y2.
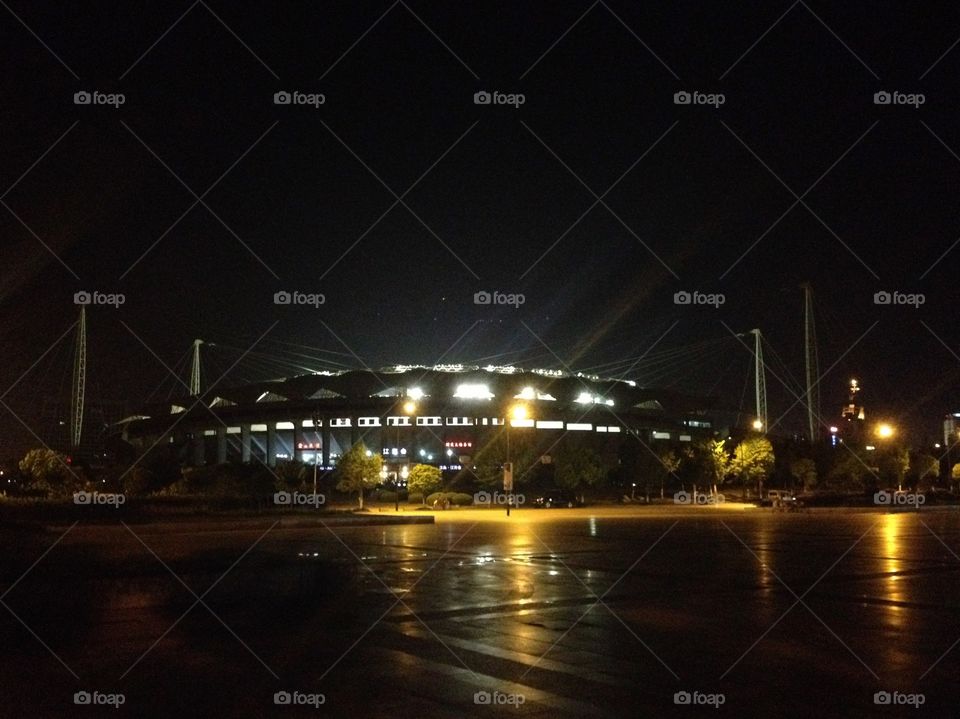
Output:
765 489 799 510
532 489 581 508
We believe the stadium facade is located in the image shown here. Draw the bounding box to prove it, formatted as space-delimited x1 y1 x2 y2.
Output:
117 365 726 472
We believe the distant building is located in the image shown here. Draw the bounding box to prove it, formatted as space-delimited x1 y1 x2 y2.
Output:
944 413 960 447
836 378 866 446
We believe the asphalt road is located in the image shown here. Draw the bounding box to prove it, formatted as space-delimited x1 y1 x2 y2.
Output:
2 506 958 717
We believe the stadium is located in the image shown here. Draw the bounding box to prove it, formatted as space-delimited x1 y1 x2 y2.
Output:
117 364 728 476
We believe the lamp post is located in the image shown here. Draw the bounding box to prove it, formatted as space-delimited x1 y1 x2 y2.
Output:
312 408 321 497
506 404 528 517
875 422 899 490
395 399 416 511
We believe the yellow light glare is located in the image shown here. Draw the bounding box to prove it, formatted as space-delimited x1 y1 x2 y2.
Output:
510 404 528 421
876 423 895 439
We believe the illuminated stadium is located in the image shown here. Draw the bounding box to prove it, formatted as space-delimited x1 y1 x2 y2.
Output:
118 364 726 472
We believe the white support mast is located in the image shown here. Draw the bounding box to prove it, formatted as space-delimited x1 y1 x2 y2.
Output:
70 306 86 448
190 339 203 396
801 283 820 441
750 328 767 431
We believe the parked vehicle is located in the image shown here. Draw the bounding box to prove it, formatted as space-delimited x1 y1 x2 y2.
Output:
532 489 581 508
765 489 800 511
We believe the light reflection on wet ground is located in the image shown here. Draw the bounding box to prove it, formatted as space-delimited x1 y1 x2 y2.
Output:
2 509 959 717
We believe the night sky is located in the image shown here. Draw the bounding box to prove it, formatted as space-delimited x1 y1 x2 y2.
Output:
3 1 960 458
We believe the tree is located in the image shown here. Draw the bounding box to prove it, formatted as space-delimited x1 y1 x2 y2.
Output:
407 464 441 504
910 453 939 491
335 442 382 510
19 448 79 496
732 437 775 498
952 462 960 491
789 458 817 491
273 460 309 492
824 451 871 491
705 439 732 496
554 438 609 498
656 447 682 497
877 447 909 490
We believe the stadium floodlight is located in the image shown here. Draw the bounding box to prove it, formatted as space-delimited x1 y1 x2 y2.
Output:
454 383 493 400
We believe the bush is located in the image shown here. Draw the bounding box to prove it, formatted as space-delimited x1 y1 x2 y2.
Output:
407 491 424 505
425 491 474 507
169 463 274 499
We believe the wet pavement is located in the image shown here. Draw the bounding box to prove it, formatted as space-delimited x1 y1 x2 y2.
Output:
2 507 959 716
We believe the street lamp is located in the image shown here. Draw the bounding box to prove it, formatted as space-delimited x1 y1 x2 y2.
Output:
312 409 321 497
752 419 763 431
505 403 530 516
876 423 895 439
393 399 417 511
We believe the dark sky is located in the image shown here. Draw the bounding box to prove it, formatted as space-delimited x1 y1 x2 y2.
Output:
2 1 960 457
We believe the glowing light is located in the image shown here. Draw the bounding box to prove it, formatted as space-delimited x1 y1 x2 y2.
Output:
407 387 424 400
574 391 613 406
402 400 417 414
752 419 763 431
510 404 529 421
876 423 895 439
829 426 838 433
454 383 493 400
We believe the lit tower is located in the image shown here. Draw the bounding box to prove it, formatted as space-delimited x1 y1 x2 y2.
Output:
840 378 865 444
